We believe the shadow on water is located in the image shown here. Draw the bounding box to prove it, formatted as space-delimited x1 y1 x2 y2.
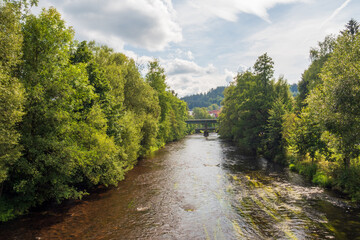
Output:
1 133 360 239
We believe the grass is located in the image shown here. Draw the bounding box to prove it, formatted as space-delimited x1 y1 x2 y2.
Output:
288 153 360 202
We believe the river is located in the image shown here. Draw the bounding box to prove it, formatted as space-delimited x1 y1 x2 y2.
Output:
1 133 360 239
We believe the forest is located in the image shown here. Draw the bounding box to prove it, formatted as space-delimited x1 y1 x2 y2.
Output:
0 1 188 221
219 19 360 202
181 86 225 110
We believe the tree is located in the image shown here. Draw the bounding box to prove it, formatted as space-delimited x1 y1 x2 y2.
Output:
3 0 38 14
292 106 327 161
262 77 293 161
308 30 360 168
262 99 286 162
4 9 121 212
219 66 271 151
218 84 237 139
208 103 219 111
193 107 212 119
146 60 187 145
0 2 25 194
341 18 359 36
146 60 167 93
254 53 274 90
297 35 336 109
220 53 295 157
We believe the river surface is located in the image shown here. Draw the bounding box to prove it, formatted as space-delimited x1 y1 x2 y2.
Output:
1 133 360 240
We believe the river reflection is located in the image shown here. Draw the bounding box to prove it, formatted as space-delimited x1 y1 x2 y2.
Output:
1 133 360 239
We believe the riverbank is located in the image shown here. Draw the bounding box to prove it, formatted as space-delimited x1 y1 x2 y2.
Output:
287 155 360 203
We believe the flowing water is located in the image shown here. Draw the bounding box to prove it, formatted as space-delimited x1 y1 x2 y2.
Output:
1 133 360 239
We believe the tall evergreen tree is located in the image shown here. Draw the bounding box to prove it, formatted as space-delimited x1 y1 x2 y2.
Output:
342 18 359 36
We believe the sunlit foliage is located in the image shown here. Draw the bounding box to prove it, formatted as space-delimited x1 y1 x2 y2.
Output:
0 6 187 221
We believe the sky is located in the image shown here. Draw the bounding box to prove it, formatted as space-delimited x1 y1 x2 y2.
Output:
33 0 358 97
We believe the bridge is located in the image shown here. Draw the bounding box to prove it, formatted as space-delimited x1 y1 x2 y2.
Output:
185 119 218 137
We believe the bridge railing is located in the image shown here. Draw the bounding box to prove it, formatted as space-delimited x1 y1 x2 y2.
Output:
185 119 218 124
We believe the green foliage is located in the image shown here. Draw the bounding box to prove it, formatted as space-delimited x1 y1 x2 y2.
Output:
146 60 187 146
333 166 360 201
0 2 24 189
0 8 187 221
220 53 292 155
146 60 167 93
291 161 318 180
219 70 266 151
312 171 331 188
6 9 118 209
289 164 296 171
289 107 328 161
0 2 23 71
254 52 274 87
285 20 360 201
308 30 360 168
262 99 286 162
0 71 24 185
193 107 212 119
219 19 360 202
3 0 38 12
341 18 359 36
207 103 219 111
297 35 335 109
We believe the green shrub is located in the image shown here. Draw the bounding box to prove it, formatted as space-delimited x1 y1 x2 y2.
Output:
289 163 296 171
295 161 317 179
312 171 331 188
333 167 360 202
0 202 15 222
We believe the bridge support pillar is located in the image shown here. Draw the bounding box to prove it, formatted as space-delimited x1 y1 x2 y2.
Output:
204 123 209 137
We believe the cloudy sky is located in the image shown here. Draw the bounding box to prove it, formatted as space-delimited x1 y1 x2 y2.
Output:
33 0 358 97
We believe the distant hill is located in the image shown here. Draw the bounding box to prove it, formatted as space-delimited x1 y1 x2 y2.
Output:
181 86 225 110
290 83 299 96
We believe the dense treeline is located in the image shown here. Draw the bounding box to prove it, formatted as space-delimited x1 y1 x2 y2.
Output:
219 19 360 201
219 53 292 158
181 86 225 110
0 2 187 221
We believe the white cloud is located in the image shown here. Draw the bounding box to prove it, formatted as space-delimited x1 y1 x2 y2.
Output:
32 0 358 96
224 69 237 83
166 73 228 97
161 58 232 96
186 51 194 60
35 0 182 51
170 49 195 60
217 0 353 84
177 0 308 25
164 58 216 76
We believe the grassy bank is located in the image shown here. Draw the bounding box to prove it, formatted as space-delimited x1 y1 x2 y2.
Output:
287 155 360 202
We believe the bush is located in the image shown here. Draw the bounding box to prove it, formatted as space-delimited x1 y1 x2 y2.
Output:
289 163 296 171
312 171 331 188
333 166 360 202
294 161 317 180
